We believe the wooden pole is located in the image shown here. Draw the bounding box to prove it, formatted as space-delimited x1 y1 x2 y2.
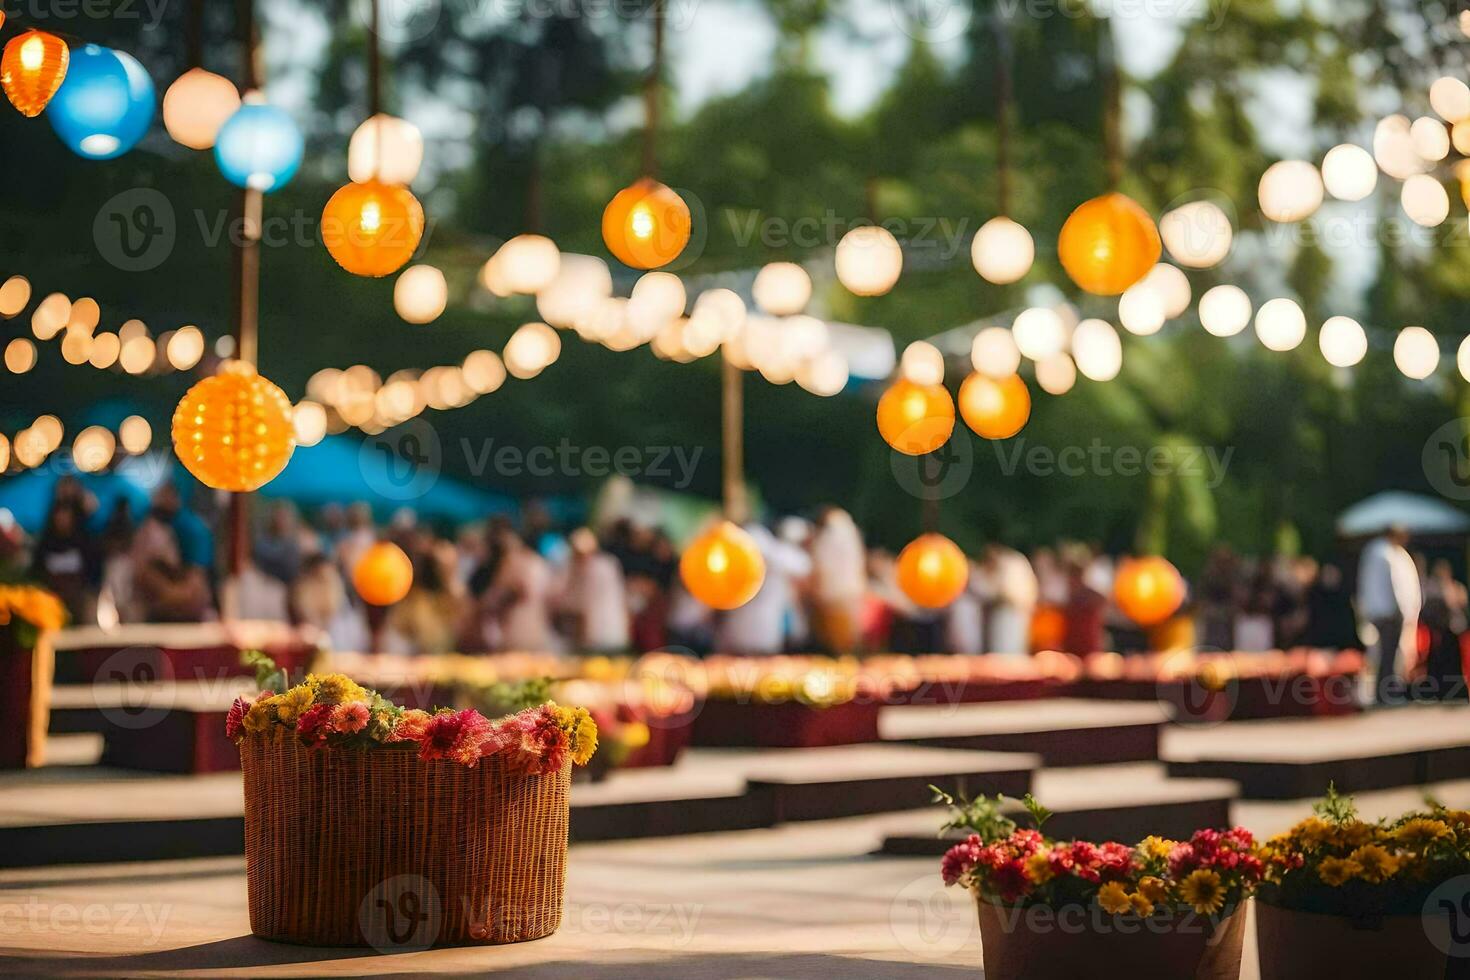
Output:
229 0 263 578
721 352 746 523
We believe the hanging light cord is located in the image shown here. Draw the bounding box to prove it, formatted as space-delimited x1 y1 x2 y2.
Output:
993 11 1014 217
642 0 663 179
1099 16 1123 190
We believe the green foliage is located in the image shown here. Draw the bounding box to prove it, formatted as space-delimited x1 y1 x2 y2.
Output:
1313 782 1358 825
475 677 555 717
241 651 287 695
931 785 1017 843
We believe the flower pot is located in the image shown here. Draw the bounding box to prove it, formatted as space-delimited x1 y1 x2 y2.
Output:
241 731 569 948
975 897 1247 980
1255 901 1450 980
0 624 53 769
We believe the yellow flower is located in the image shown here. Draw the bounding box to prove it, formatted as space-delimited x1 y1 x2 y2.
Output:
243 695 276 733
1349 844 1400 883
1317 857 1361 886
1138 836 1177 862
1294 817 1330 850
1329 822 1377 849
1395 818 1454 849
1137 876 1169 904
1025 850 1054 885
1129 892 1155 918
274 684 315 724
307 673 368 706
1097 881 1132 915
1179 869 1225 915
552 704 599 766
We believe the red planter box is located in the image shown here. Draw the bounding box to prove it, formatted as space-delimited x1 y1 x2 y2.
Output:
691 698 881 748
0 628 37 769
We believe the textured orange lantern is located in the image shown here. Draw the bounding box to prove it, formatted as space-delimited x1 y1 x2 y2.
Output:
321 179 425 277
1057 192 1161 296
1114 556 1186 627
896 533 969 608
680 520 765 610
602 177 691 269
2 30 69 118
353 541 414 606
877 379 954 456
171 362 295 492
958 372 1030 439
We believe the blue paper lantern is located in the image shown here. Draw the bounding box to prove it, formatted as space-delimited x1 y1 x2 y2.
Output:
213 97 303 192
47 45 155 160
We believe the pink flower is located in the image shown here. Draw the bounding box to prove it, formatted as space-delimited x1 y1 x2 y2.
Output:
225 695 250 741
941 835 983 886
330 701 370 735
1168 842 1197 876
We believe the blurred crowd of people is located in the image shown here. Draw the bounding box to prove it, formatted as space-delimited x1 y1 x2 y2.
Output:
9 478 1467 672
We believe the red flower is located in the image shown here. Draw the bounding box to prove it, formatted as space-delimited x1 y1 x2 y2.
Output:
296 703 334 746
225 695 250 741
991 859 1032 902
420 709 494 766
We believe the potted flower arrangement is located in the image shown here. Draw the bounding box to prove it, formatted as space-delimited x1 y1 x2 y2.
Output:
229 662 598 948
937 791 1259 980
1255 785 1470 979
0 584 67 769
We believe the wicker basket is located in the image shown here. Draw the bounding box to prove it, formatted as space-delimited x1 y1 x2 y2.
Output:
241 731 570 948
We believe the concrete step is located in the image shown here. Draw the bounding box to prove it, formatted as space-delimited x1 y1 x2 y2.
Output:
878 762 1239 855
0 743 1038 867
879 698 1169 765
1163 704 1470 799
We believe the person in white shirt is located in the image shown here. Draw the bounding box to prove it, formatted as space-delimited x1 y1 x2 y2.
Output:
809 507 867 655
985 544 1039 656
559 527 630 652
1356 525 1422 704
715 523 813 655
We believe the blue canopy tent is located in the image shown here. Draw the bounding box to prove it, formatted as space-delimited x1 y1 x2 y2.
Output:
257 436 521 525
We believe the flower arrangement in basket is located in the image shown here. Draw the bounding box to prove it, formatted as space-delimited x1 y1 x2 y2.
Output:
228 655 597 949
936 790 1260 980
1254 784 1470 979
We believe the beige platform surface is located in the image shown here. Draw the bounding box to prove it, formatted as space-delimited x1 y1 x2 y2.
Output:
879 698 1170 740
10 782 1470 977
1162 703 1470 762
0 811 1251 980
0 745 1036 828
